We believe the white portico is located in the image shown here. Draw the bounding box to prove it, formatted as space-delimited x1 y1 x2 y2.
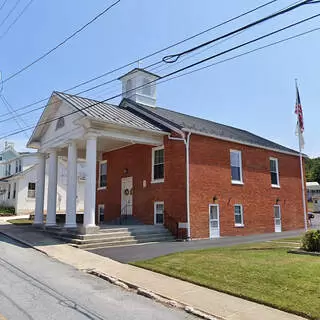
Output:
27 90 166 233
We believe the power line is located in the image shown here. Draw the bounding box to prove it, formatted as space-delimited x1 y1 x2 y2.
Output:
1 0 121 84
0 0 21 29
1 11 319 126
0 0 34 40
163 0 314 63
1 15 319 140
0 0 278 116
0 0 8 11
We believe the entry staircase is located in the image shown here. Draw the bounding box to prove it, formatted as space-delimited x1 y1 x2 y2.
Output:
46 224 175 250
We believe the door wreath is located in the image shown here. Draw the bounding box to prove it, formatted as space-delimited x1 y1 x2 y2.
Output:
124 188 130 195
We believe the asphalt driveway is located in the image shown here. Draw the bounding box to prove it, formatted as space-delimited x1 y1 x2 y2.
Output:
88 229 305 263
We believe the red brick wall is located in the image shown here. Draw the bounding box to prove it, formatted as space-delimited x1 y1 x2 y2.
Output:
96 136 187 227
189 134 305 238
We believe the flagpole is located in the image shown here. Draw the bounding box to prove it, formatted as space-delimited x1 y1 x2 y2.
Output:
295 79 308 231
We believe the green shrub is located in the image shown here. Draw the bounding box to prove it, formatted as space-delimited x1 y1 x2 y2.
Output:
301 230 320 252
0 206 16 215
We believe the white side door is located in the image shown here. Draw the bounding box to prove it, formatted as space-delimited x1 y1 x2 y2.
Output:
121 177 133 215
274 205 281 232
209 204 220 238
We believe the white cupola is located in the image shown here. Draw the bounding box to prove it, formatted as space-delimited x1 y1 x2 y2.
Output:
118 68 160 107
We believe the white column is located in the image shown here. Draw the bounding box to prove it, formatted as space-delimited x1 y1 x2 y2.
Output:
33 153 46 225
84 135 97 227
46 149 58 226
65 141 77 228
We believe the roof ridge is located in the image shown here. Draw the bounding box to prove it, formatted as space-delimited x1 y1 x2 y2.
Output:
54 91 119 108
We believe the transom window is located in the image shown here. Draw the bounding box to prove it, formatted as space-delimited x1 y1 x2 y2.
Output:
28 182 36 198
230 150 243 183
270 158 280 187
99 161 107 188
152 147 164 182
154 202 164 225
234 204 244 226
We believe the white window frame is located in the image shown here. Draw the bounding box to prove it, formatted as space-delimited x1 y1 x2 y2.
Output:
151 146 164 183
270 157 280 188
98 204 105 224
230 150 243 184
98 160 107 190
234 204 244 227
154 201 164 225
27 182 36 199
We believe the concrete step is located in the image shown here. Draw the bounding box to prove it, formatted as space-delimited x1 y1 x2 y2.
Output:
58 233 174 245
75 236 175 250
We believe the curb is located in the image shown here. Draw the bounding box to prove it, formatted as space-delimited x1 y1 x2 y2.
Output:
89 270 222 320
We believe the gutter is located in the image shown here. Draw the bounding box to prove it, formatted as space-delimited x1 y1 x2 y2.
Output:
168 132 191 240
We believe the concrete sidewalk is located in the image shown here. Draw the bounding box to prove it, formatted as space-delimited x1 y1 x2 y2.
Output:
0 223 305 320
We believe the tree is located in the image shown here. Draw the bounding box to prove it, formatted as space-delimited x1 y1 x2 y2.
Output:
305 158 320 183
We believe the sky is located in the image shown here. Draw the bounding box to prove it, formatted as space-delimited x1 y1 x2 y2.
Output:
0 0 319 156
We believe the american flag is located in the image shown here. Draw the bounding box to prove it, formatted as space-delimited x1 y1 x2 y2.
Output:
295 82 304 149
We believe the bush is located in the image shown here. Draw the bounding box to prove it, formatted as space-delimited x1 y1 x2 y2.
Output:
0 206 16 215
301 230 320 252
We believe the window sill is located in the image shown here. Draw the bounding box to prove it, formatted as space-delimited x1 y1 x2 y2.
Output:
151 179 164 184
97 187 107 191
231 180 244 185
271 184 280 189
235 224 244 228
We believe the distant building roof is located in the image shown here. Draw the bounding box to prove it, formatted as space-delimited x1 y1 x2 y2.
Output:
306 182 320 188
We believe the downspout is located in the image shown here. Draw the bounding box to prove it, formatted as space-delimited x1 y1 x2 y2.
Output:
168 131 191 240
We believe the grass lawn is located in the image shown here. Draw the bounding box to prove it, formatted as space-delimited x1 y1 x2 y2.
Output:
132 241 320 319
308 201 314 212
7 218 34 225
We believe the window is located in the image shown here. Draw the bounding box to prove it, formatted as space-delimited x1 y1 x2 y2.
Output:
98 204 105 223
56 117 65 130
5 163 11 176
152 147 164 182
230 150 243 183
99 161 107 188
13 182 16 199
125 79 132 96
154 202 164 225
270 158 280 187
234 204 244 226
15 159 21 173
7 184 11 199
28 182 36 198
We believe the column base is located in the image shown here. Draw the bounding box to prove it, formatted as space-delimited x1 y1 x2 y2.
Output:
45 222 57 227
64 223 77 229
78 225 99 235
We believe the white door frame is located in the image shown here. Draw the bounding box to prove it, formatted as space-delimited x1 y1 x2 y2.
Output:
209 204 220 238
121 176 133 215
274 205 282 232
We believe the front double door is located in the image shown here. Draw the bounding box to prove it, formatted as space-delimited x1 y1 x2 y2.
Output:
121 177 133 216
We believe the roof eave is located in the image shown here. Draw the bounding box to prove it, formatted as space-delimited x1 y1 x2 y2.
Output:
182 128 303 157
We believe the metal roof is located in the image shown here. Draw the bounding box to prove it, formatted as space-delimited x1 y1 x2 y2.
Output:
126 99 300 155
55 92 164 132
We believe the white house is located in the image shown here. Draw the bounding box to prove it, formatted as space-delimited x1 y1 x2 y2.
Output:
306 181 320 201
0 143 85 214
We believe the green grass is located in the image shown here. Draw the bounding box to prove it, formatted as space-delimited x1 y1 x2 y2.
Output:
7 218 33 225
308 202 314 212
132 242 320 319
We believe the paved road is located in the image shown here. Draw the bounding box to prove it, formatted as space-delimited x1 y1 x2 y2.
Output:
89 229 305 263
0 235 196 320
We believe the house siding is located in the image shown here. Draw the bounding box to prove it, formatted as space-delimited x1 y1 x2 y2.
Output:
189 134 305 238
96 137 187 229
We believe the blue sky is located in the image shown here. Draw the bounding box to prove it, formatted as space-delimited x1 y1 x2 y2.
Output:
0 0 319 156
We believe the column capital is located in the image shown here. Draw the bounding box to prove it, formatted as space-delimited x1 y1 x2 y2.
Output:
85 132 98 140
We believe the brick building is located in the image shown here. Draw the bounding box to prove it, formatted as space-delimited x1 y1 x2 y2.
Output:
28 68 305 239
